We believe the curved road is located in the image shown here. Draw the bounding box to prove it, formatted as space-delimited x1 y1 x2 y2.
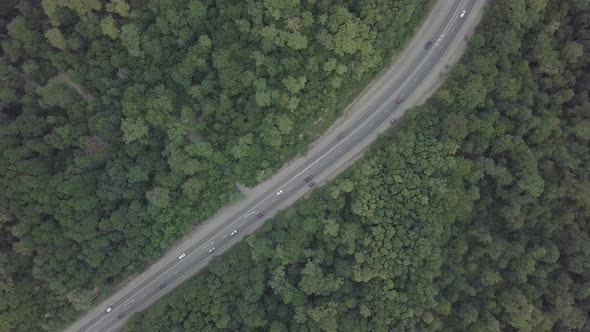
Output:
70 0 480 331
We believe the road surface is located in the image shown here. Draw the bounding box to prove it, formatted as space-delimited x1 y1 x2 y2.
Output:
68 0 482 330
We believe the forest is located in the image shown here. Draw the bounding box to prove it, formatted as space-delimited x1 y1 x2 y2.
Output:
123 0 590 331
0 0 432 330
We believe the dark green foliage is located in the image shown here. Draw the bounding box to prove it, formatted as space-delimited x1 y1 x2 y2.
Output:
124 0 590 331
432 1 590 330
0 0 430 329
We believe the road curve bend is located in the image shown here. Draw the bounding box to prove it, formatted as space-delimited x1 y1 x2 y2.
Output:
67 0 485 331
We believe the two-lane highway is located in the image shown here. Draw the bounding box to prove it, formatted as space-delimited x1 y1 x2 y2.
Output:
70 0 480 330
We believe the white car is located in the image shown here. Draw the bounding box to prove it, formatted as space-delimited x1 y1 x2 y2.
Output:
208 247 216 253
276 189 283 196
460 10 466 18
230 229 238 236
178 253 186 260
106 307 113 313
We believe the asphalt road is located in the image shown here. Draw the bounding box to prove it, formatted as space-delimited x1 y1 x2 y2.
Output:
71 0 478 331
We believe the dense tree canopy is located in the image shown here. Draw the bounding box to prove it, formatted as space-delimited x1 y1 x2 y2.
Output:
0 0 431 329
123 0 590 331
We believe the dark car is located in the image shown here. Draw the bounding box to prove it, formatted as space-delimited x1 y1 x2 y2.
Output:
159 282 167 289
256 212 264 219
395 97 403 104
304 175 314 182
425 41 433 49
308 181 316 187
118 313 125 319
337 133 344 139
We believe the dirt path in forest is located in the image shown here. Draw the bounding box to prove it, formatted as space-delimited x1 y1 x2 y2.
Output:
54 72 97 102
11 67 97 103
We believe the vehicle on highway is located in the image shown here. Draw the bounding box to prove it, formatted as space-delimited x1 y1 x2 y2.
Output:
106 307 112 313
118 313 125 319
308 181 316 187
230 229 238 236
460 10 467 18
390 119 397 124
159 282 167 289
425 41 433 49
256 212 264 218
177 253 186 260
208 247 216 253
395 97 403 104
276 189 283 196
304 175 314 182
337 133 345 139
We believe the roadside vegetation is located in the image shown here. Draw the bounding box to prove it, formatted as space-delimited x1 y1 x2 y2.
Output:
0 0 431 329
123 0 590 330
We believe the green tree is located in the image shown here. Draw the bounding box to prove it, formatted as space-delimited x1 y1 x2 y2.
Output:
145 187 170 208
45 27 67 50
100 15 119 40
121 117 148 145
120 23 141 57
